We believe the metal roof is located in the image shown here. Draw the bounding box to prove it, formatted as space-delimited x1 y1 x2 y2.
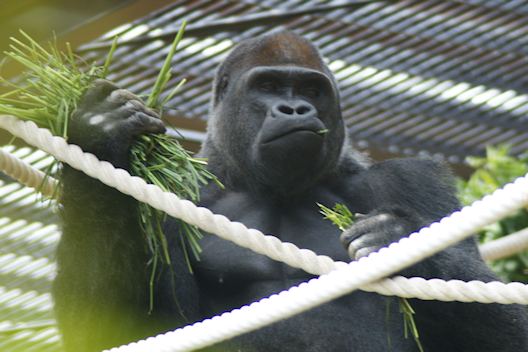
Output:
1 1 528 350
77 0 528 164
0 146 61 352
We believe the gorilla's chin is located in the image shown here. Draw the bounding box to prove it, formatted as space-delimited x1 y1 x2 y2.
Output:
253 133 326 194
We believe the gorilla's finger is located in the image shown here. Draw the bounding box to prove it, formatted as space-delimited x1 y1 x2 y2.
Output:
351 213 393 233
347 233 384 260
108 89 141 104
80 79 119 107
126 100 159 118
351 245 380 261
128 111 166 135
112 102 159 122
339 213 393 247
339 229 355 249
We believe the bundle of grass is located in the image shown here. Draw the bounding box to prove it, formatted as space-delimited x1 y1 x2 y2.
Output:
318 203 423 352
317 202 355 231
0 24 220 308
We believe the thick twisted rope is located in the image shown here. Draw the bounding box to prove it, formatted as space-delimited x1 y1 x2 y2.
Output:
3 145 527 266
1 115 528 308
2 115 528 351
105 173 528 352
0 147 57 198
3 146 527 266
480 228 528 261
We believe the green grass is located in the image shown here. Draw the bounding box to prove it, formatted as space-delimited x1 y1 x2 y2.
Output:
318 202 355 231
0 24 221 310
457 145 528 283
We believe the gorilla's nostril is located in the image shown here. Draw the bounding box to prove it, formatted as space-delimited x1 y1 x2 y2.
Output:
296 105 311 115
278 105 294 115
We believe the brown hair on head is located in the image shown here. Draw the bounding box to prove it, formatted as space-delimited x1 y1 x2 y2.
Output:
212 30 330 106
242 30 326 69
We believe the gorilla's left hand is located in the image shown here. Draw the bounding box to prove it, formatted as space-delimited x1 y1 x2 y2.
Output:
340 207 423 261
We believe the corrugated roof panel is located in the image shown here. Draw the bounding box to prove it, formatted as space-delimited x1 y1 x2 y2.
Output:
2 1 528 350
0 146 61 351
76 0 528 161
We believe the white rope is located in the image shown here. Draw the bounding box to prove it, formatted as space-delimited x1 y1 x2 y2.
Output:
3 143 528 263
104 175 528 352
1 114 528 307
2 115 528 351
3 145 527 264
0 147 57 198
480 228 528 261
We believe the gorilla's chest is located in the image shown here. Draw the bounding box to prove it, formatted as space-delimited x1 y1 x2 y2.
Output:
195 188 352 302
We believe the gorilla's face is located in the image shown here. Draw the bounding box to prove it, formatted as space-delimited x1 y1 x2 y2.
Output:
208 32 345 194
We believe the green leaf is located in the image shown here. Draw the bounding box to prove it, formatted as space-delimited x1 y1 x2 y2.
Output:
147 20 187 109
0 28 224 312
457 145 528 283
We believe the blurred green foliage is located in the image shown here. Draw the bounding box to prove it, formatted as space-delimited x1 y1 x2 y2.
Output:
457 145 528 283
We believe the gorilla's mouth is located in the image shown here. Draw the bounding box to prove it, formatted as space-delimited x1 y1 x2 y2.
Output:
262 127 323 144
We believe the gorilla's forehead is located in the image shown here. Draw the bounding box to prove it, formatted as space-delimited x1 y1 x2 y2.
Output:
254 32 324 68
229 31 327 73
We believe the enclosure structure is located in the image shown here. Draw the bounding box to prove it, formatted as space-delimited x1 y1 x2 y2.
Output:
1 0 528 351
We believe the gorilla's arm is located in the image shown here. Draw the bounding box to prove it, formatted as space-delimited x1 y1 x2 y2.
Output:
342 158 481 275
53 80 195 352
342 158 528 351
56 166 150 351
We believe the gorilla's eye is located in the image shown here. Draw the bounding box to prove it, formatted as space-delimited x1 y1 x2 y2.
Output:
302 86 320 99
257 80 279 93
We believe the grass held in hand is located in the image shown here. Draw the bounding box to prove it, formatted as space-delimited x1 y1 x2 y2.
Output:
0 24 220 308
318 202 423 352
317 202 355 231
0 30 108 198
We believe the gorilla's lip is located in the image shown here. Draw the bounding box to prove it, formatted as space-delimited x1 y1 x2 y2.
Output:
261 127 323 144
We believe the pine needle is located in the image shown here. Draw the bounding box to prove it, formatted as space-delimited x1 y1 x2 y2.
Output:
399 297 424 352
102 36 118 77
317 202 355 231
146 20 187 108
0 24 221 312
129 22 224 301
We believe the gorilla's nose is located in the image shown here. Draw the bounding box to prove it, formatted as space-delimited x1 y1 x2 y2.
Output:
272 101 316 119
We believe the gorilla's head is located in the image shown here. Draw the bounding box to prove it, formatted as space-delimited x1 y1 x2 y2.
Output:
202 31 346 195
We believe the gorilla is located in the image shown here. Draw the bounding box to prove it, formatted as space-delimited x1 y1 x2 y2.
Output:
54 31 528 352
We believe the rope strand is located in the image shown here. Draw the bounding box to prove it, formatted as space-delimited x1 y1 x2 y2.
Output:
0 147 57 198
1 114 528 351
0 114 527 306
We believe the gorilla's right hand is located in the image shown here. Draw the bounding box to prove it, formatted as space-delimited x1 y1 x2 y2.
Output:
69 79 166 169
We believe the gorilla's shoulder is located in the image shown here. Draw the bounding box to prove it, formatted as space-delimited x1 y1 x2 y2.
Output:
364 157 460 218
369 157 454 185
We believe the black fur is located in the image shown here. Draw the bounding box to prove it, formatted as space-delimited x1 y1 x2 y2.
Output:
54 31 528 352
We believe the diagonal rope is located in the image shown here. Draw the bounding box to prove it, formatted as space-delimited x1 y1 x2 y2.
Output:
1 114 528 307
104 173 528 352
3 145 526 265
0 147 57 198
2 114 528 351
479 228 528 261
